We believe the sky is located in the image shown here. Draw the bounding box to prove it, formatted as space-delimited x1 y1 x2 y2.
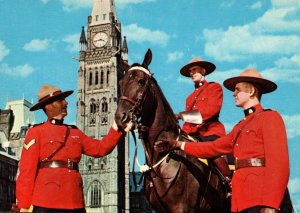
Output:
0 0 299 210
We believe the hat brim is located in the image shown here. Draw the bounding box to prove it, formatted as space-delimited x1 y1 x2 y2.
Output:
223 76 277 94
180 61 216 77
30 90 74 111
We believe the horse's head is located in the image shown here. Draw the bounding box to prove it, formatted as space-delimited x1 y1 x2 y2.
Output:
115 49 156 130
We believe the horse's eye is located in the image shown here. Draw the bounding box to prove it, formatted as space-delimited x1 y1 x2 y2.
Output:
138 79 146 86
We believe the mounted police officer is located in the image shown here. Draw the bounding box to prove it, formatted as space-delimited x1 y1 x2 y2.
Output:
16 85 131 213
176 57 232 187
155 68 291 213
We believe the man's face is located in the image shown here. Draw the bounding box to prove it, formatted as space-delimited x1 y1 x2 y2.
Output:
233 82 252 108
46 98 68 119
189 66 205 84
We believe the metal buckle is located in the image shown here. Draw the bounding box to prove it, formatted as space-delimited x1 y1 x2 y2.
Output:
67 159 73 170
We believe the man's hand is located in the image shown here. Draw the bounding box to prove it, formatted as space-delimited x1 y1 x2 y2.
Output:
112 120 134 133
154 139 182 152
175 114 182 120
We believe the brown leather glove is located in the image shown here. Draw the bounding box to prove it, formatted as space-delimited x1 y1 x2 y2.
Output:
154 139 181 152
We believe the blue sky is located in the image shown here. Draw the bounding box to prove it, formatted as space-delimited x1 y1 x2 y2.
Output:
0 0 299 210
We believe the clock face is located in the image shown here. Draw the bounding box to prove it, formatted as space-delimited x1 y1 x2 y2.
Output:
93 32 108 47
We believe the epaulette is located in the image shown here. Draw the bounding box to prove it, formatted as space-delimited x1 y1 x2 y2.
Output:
263 108 273 111
67 124 78 129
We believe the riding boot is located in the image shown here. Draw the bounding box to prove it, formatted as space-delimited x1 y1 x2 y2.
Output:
212 155 232 198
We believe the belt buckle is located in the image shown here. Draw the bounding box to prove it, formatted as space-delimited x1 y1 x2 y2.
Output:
250 158 260 166
67 159 73 171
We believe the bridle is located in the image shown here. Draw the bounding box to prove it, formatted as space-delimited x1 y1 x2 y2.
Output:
119 67 152 128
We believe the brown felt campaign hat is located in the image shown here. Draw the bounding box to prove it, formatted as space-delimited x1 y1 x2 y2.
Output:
30 85 73 111
180 58 216 77
223 68 277 94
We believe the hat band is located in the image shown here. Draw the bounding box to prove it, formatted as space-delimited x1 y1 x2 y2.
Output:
38 90 62 102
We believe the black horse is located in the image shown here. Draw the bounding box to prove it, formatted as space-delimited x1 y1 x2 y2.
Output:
115 49 230 213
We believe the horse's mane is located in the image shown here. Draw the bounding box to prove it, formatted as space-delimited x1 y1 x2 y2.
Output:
150 76 179 132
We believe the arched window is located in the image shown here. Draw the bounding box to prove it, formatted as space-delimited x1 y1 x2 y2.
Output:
90 103 96 114
87 181 102 207
100 70 104 85
101 98 108 113
95 71 99 85
89 72 93 86
106 69 110 86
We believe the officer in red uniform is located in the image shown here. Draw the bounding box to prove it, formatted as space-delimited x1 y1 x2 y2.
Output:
16 85 132 213
155 68 290 213
177 58 231 183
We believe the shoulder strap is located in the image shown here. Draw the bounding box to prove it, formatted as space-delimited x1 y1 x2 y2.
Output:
41 126 70 162
232 110 266 145
189 83 209 110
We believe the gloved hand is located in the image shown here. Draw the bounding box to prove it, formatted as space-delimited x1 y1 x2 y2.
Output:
175 114 182 120
154 139 182 152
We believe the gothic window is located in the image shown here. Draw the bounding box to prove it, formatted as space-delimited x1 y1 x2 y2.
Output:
103 14 106 20
95 71 99 85
90 103 96 114
101 98 108 112
95 15 99 21
106 68 110 86
100 70 104 86
88 181 102 207
89 72 93 86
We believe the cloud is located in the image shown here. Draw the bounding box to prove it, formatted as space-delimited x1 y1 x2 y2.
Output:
0 63 35 78
250 1 262 10
166 51 184 63
0 41 10 62
24 39 52 52
60 0 94 12
203 1 300 62
40 0 50 4
123 24 169 47
282 114 300 139
288 177 300 210
62 33 80 53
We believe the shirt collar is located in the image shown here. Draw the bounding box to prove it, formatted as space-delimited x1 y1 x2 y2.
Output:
243 104 263 116
48 118 64 125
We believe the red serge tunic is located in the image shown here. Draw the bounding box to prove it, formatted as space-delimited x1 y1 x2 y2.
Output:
182 80 225 137
16 120 122 209
184 104 289 212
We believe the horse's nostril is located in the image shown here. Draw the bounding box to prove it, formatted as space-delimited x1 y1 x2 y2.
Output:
121 112 129 123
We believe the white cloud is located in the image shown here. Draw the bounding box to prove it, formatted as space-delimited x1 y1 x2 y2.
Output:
40 0 50 4
288 177 300 210
123 24 169 47
0 63 35 78
62 33 80 53
166 51 184 63
220 0 235 8
203 1 300 62
282 114 300 139
60 0 94 12
250 1 262 10
0 41 10 62
24 39 51 52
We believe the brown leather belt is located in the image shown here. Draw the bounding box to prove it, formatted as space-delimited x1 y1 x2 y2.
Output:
235 158 265 170
39 160 79 171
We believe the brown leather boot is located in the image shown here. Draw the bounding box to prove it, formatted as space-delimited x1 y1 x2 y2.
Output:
212 155 232 198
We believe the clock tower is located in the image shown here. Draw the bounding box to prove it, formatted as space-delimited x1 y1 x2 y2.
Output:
76 0 129 212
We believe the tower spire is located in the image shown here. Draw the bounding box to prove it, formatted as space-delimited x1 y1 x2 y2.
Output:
90 0 117 26
79 26 87 51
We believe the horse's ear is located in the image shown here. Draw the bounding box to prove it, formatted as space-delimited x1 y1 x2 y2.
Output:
142 48 152 69
121 58 130 73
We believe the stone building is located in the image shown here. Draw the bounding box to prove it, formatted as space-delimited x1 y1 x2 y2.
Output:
75 0 129 212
